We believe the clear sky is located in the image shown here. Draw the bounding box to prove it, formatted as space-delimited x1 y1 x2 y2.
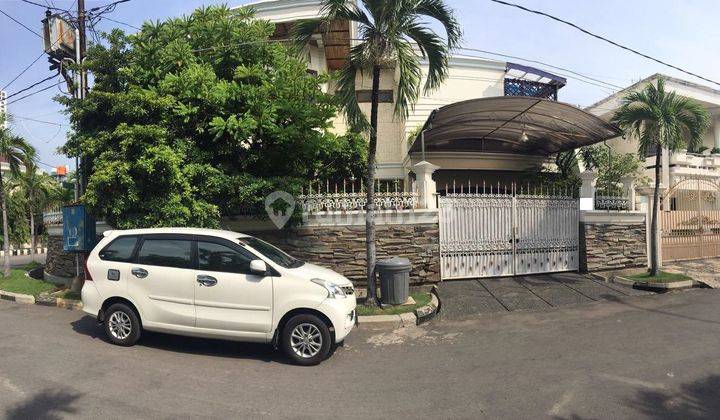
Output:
1 0 718 170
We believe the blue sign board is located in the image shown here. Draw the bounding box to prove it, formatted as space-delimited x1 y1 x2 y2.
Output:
62 205 97 252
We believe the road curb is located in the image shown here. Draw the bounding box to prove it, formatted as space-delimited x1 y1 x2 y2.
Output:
0 288 82 310
357 290 440 329
613 275 694 290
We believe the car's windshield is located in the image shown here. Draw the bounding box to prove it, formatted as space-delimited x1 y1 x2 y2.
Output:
238 237 304 269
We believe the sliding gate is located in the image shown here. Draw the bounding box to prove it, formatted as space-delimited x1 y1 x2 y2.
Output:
439 185 579 279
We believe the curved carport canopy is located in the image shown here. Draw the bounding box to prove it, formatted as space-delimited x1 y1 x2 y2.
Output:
408 96 622 157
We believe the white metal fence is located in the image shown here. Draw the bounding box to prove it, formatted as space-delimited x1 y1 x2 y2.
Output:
439 183 579 279
297 180 418 213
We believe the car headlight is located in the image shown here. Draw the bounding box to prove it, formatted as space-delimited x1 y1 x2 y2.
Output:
311 278 347 298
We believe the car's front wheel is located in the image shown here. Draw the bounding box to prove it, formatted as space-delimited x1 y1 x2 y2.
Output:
282 314 331 366
104 303 141 346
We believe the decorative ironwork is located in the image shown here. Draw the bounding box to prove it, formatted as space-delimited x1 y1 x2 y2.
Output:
43 209 63 225
297 179 418 213
504 78 559 100
661 175 720 262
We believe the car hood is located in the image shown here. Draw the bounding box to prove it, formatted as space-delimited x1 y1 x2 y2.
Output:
294 262 352 286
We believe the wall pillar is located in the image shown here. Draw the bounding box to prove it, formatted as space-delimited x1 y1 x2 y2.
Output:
621 175 636 211
579 171 598 211
412 161 440 210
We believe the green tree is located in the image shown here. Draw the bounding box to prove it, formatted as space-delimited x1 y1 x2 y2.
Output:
0 114 36 276
293 0 461 305
16 162 60 262
60 5 365 229
611 78 710 276
580 145 644 193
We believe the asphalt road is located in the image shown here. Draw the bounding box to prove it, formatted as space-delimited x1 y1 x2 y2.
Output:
1 289 720 419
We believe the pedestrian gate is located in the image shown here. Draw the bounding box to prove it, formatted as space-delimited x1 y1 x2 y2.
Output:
661 176 720 262
439 185 579 279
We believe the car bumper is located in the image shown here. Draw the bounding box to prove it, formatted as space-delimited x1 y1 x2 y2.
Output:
81 281 102 318
318 295 357 343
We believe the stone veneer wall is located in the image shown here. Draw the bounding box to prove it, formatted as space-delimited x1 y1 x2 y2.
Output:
247 224 440 286
45 235 78 284
579 221 647 272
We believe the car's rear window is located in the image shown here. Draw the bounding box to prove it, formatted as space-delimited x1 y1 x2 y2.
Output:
99 236 138 262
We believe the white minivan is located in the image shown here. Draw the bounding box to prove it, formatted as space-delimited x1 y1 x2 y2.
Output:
81 228 356 365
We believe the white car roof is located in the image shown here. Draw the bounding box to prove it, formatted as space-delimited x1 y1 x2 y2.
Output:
104 227 252 241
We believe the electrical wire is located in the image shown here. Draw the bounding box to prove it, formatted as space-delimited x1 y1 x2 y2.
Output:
13 115 68 126
0 9 43 38
458 47 625 91
0 51 47 92
488 0 720 88
5 75 60 100
95 15 140 30
6 81 64 106
20 0 67 12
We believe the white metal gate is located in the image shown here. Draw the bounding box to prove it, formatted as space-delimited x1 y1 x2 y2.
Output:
439 185 579 279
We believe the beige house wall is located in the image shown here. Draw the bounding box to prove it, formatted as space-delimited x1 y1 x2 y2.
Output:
587 75 720 158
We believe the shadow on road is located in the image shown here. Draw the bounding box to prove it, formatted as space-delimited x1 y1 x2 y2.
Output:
626 374 720 419
5 388 82 419
554 375 720 420
70 315 336 365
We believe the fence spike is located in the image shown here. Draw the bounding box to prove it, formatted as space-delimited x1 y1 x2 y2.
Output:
453 179 456 194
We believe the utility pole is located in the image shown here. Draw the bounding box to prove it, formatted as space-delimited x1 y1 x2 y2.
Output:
77 0 88 196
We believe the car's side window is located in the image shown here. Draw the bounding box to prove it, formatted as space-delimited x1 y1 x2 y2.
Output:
99 236 138 262
197 241 254 274
136 239 193 269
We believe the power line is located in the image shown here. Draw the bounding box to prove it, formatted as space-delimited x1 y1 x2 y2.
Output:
89 0 129 13
0 8 43 38
5 74 59 100
14 115 69 127
20 0 67 11
0 51 46 91
458 47 625 91
7 81 64 106
488 0 720 88
95 15 140 31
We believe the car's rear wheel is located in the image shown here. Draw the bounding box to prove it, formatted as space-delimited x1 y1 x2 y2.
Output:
282 314 331 366
104 303 141 346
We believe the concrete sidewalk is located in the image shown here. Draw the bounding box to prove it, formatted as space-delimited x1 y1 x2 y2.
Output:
664 258 720 288
437 272 652 320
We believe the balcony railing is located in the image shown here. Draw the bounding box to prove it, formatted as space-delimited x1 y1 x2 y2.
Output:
43 208 63 225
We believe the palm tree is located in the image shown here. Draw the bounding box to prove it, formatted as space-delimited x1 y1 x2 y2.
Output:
293 0 461 305
0 114 36 276
611 78 709 276
17 162 59 263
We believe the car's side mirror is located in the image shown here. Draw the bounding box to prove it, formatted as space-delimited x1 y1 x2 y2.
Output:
249 259 268 276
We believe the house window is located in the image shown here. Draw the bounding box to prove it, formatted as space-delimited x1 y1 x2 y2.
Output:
356 90 393 103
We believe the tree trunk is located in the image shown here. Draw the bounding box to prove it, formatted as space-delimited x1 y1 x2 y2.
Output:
0 172 10 277
364 65 381 306
29 211 35 263
649 144 662 276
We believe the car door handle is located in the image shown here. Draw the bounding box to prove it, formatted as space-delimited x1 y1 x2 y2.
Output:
197 275 217 287
131 267 148 278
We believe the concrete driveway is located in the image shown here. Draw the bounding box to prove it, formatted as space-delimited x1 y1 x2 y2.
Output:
437 272 652 321
1 289 720 418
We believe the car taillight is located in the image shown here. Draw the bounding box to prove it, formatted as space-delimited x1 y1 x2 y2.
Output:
83 255 93 281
